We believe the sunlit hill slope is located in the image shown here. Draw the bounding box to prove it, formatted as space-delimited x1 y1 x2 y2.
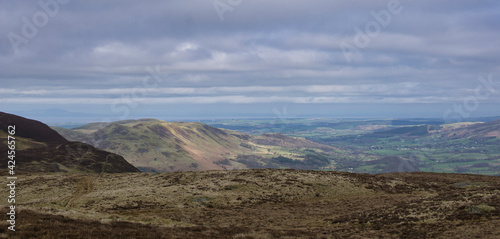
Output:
54 119 340 172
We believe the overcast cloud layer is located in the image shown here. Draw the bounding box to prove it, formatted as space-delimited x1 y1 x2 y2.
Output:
1 0 499 121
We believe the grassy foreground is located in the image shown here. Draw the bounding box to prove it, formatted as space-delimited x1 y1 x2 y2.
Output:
1 169 500 238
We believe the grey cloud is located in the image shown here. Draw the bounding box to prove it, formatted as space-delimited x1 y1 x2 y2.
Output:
0 0 499 118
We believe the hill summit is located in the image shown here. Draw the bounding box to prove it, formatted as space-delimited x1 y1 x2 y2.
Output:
0 112 139 173
54 119 339 172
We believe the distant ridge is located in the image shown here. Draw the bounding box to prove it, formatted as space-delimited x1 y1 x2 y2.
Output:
445 119 500 139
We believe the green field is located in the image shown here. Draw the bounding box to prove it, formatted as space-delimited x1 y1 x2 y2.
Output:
207 118 500 176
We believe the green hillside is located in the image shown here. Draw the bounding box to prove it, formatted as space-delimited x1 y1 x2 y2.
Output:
54 119 340 172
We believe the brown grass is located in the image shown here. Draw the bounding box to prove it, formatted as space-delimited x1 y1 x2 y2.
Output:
1 169 500 238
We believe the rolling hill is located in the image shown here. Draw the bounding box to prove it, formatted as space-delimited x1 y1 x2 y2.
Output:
0 112 139 173
368 119 500 140
443 119 500 139
54 119 339 172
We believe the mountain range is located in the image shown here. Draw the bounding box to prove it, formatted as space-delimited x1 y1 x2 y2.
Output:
3 111 499 175
443 120 500 139
373 120 500 139
2 112 499 238
53 119 339 172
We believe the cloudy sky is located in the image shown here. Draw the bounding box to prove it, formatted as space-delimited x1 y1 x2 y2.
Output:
1 0 499 123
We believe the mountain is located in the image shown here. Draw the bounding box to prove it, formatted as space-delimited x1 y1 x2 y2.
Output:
443 119 500 139
0 111 68 144
0 112 139 173
367 119 500 140
54 119 339 172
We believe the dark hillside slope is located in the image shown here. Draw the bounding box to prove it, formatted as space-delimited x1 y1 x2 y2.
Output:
0 112 139 173
0 112 67 144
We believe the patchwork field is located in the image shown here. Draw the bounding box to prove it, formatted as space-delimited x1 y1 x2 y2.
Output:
208 118 500 175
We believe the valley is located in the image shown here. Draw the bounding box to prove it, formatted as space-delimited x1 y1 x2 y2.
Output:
1 112 500 238
207 118 500 175
49 116 500 175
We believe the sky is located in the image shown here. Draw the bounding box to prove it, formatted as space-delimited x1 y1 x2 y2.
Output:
1 0 500 123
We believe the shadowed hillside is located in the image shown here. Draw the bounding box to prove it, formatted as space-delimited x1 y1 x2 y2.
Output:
0 112 139 173
0 112 67 144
